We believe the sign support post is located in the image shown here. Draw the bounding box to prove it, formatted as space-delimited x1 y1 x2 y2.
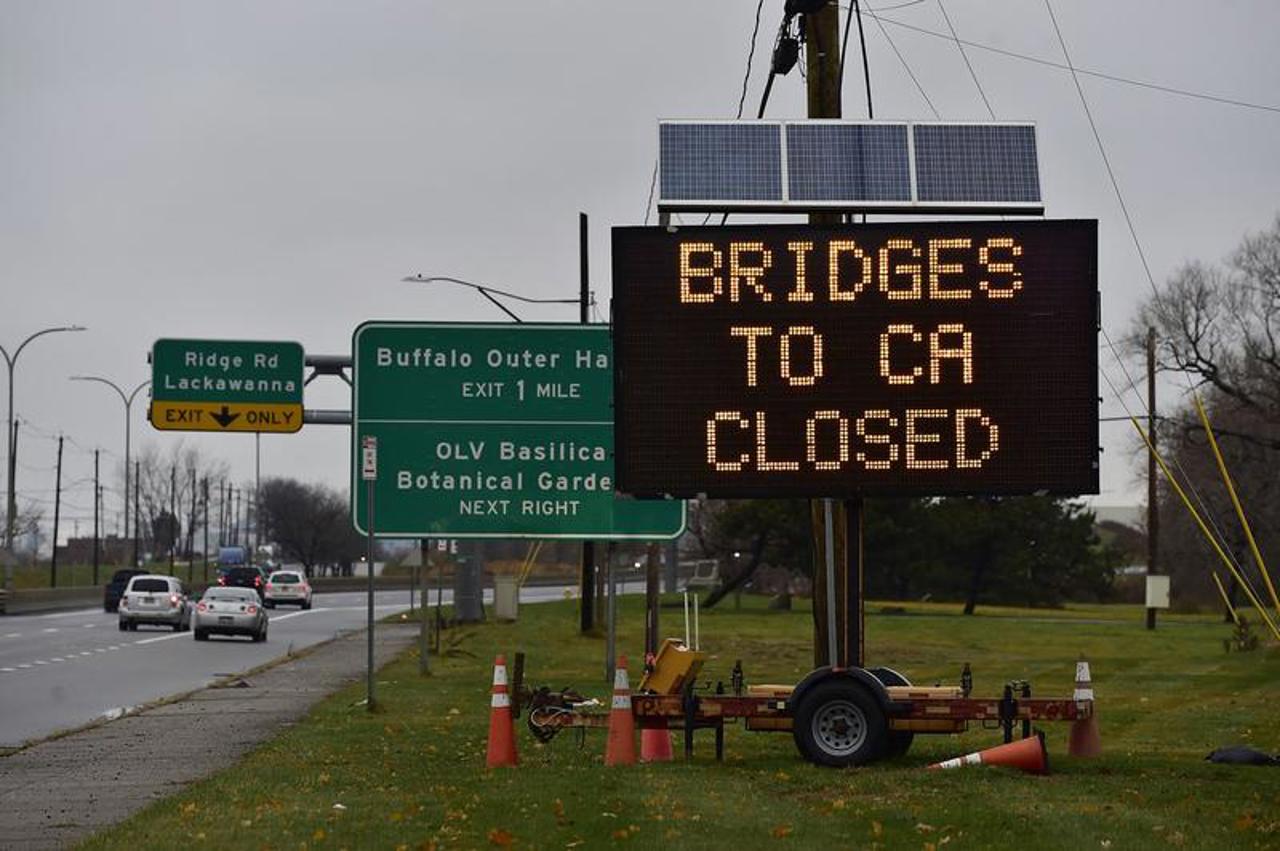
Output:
362 435 378 712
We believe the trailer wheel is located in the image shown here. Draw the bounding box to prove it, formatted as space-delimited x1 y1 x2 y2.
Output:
868 667 914 759
792 680 887 767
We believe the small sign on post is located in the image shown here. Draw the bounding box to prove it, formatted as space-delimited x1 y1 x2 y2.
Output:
361 435 378 481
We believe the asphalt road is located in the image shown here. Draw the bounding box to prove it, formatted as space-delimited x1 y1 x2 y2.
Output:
0 585 574 748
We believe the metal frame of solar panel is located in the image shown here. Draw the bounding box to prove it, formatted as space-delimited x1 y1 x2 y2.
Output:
657 119 1043 216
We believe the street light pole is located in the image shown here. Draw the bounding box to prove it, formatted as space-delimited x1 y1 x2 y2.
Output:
2 325 86 586
70 376 149 570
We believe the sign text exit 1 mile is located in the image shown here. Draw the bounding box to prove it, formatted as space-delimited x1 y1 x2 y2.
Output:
351 322 684 539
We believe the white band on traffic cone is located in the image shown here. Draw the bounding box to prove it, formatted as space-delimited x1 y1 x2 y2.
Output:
613 667 629 691
935 752 983 770
612 694 632 710
1074 661 1093 701
493 666 508 687
491 692 511 708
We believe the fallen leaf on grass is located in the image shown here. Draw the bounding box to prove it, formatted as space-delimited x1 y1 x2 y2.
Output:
771 824 793 839
553 799 570 826
916 823 935 834
871 821 883 838
313 828 326 841
488 828 514 846
332 803 347 812
611 829 630 840
179 801 198 817
1235 814 1256 831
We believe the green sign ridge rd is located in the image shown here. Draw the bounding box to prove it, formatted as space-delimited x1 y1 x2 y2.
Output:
351 321 684 540
150 338 305 433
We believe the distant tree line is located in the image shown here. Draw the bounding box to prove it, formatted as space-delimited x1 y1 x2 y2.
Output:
685 496 1123 614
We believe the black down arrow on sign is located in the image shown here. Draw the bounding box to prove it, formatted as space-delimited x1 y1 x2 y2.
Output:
212 405 241 428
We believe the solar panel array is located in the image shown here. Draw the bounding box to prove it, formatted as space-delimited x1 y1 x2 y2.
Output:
658 120 1042 214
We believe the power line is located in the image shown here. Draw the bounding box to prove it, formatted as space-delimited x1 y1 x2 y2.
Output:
866 9 1280 115
867 0 939 117
935 0 995 119
737 0 768 120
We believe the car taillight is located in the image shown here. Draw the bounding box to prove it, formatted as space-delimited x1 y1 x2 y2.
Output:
300 584 309 592
119 596 128 608
254 576 262 586
197 602 208 612
170 594 181 607
217 576 226 585
246 605 258 614
265 582 274 590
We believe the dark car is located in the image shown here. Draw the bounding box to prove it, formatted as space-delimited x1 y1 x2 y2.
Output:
218 565 269 598
103 568 148 612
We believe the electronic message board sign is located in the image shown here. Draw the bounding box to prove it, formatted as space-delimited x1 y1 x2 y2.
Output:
612 221 1098 498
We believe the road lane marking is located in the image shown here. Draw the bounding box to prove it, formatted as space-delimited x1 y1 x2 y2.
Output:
42 628 59 634
0 667 14 673
80 651 93 656
82 623 97 628
268 610 312 623
50 657 65 663
135 633 186 645
34 660 48 665
3 632 20 639
17 664 31 669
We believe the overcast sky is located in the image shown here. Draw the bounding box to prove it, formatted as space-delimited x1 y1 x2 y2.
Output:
3 0 1278 544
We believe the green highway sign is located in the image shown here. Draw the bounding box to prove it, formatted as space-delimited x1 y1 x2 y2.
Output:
352 322 684 539
150 338 305 433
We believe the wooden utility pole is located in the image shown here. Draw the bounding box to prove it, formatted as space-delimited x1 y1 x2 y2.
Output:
93 449 100 585
202 477 209 582
133 460 140 567
169 464 176 572
804 2 864 668
1146 328 1159 629
50 436 63 587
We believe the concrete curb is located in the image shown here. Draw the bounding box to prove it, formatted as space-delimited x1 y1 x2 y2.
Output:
0 624 420 850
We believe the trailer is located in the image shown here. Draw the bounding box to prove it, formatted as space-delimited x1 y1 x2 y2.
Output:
516 639 1092 767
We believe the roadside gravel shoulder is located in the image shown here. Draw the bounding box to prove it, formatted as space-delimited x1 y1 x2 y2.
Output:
0 624 419 850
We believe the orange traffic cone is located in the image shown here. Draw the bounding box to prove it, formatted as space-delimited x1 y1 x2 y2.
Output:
927 730 1049 774
486 654 519 768
1068 658 1101 757
605 656 637 766
640 720 674 763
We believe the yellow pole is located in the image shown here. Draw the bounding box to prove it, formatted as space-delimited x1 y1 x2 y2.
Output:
1192 393 1280 616
1211 572 1241 625
1129 415 1280 641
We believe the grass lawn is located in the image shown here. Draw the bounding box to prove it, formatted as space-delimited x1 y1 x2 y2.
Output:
82 595 1280 850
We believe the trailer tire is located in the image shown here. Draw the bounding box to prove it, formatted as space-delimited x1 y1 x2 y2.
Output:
792 679 887 767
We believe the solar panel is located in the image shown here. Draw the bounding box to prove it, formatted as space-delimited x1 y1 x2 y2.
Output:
656 120 1043 215
913 124 1041 204
659 122 782 203
787 123 910 202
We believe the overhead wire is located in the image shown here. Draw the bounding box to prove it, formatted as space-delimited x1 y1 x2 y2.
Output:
935 0 995 119
867 3 939 118
863 9 1280 115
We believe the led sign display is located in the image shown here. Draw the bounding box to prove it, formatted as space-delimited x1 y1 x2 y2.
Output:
612 221 1098 498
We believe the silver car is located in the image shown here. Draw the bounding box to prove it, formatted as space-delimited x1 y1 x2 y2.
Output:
264 570 312 609
118 575 191 632
193 587 268 642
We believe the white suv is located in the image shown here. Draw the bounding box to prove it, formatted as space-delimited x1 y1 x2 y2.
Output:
118 575 191 632
264 570 312 609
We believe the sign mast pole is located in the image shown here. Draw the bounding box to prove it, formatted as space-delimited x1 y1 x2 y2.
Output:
362 435 378 712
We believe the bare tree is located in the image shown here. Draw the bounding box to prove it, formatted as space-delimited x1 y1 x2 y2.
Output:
1129 214 1280 608
132 442 229 559
258 478 363 576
